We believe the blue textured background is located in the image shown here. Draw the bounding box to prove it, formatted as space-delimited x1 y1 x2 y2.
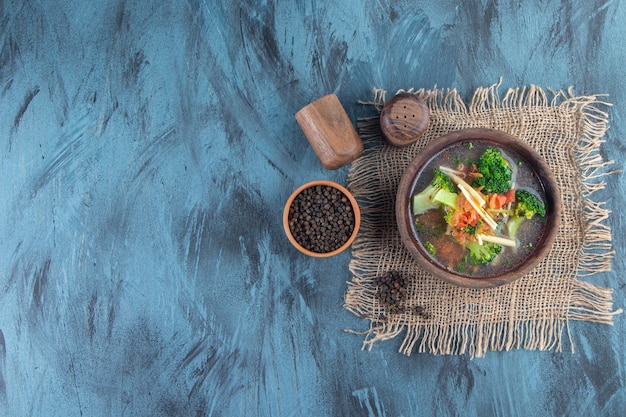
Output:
1 1 624 416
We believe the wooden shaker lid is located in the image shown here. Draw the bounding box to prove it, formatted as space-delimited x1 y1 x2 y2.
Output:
380 93 430 146
295 94 363 170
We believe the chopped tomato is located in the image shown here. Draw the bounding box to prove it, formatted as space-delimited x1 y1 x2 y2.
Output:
447 193 480 230
458 210 479 228
488 190 515 210
488 194 505 209
475 222 489 235
457 194 473 213
504 188 516 203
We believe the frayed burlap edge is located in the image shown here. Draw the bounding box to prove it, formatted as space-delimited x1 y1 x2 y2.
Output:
344 81 622 357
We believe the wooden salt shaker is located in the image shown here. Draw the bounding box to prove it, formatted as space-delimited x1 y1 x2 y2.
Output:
380 93 430 147
295 94 363 170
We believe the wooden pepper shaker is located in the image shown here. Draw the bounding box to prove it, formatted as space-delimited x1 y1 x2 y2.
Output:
380 93 430 147
295 94 364 170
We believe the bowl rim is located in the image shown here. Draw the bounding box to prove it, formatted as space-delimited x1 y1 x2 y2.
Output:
396 128 562 288
283 179 361 258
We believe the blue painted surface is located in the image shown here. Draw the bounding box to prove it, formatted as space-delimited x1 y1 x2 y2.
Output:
0 1 624 416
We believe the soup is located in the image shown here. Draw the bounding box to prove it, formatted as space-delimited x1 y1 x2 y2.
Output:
409 140 548 278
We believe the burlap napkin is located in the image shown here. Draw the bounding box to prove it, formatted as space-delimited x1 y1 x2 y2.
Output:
344 82 621 357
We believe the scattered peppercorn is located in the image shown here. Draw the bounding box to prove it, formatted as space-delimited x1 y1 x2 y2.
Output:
373 270 409 315
288 185 355 253
373 270 428 318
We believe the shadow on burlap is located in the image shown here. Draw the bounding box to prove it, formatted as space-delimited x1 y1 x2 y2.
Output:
344 81 622 357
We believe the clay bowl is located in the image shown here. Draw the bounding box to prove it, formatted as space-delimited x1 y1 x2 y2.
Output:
284 180 361 258
396 128 561 288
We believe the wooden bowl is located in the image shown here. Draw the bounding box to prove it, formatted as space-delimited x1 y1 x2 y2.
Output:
283 180 361 257
396 128 561 288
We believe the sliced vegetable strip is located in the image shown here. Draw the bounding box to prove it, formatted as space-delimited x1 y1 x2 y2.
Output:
476 233 518 248
457 183 498 230
439 166 487 207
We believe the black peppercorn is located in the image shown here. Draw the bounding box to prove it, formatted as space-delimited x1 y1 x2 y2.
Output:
373 271 427 318
288 185 355 254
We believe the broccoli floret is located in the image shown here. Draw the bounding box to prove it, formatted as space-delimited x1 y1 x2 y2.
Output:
472 148 513 194
424 241 436 256
443 208 455 225
462 223 478 235
465 240 502 265
514 189 546 218
412 169 459 215
506 190 546 240
432 168 457 192
433 188 459 208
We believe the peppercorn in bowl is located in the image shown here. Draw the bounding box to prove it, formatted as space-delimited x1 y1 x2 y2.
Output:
284 180 361 257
